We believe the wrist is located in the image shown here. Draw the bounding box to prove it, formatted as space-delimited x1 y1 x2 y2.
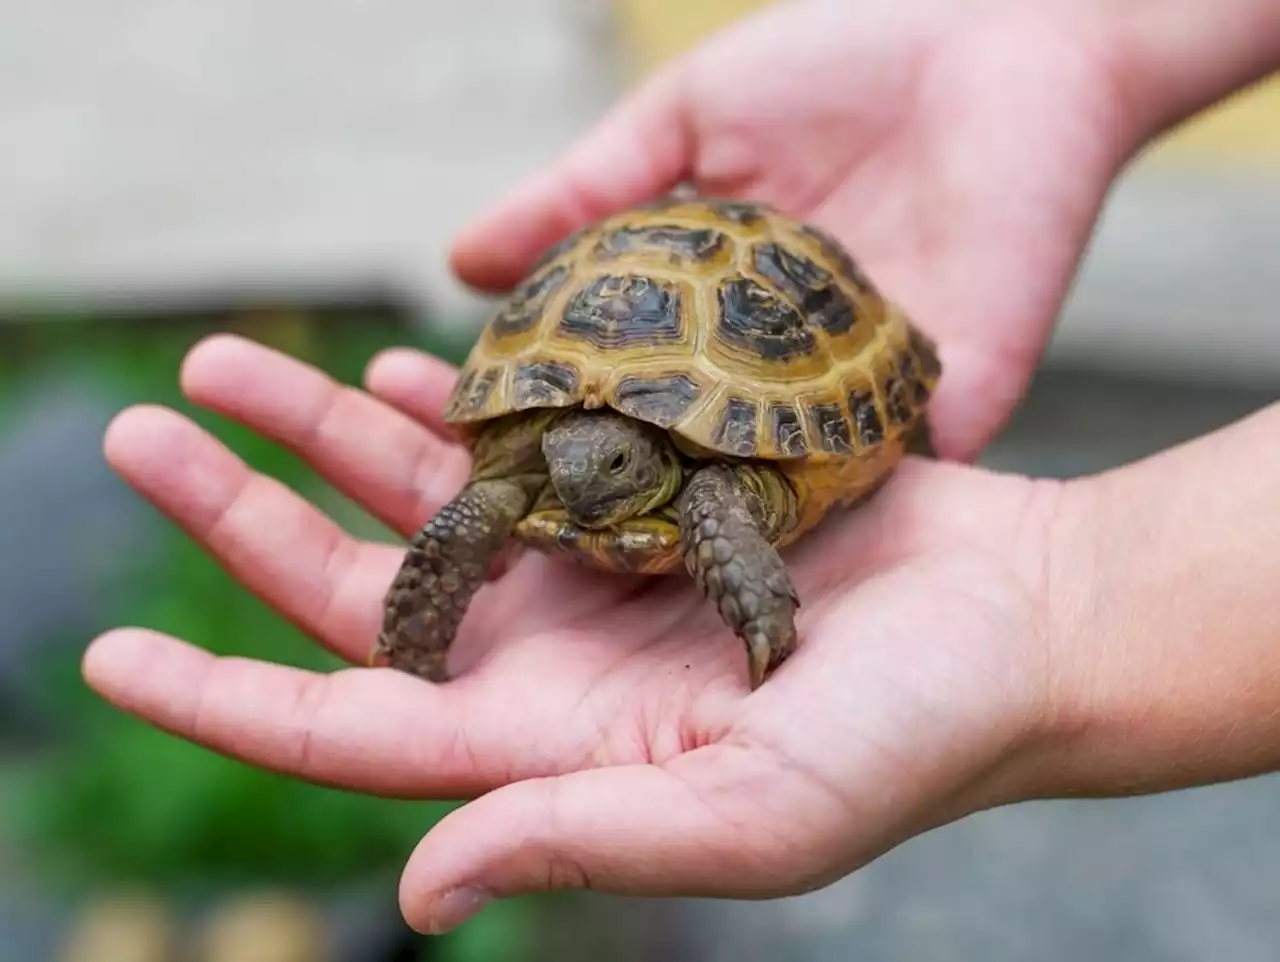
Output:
1023 409 1280 800
1023 474 1151 799
1049 0 1280 151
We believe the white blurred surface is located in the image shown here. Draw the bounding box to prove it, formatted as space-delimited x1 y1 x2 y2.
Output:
0 0 621 324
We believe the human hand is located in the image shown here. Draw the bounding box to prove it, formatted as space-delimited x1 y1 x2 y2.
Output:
82 334 1068 933
449 0 1136 461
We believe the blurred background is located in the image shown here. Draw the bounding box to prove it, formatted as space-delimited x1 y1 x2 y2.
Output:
1 1 1277 959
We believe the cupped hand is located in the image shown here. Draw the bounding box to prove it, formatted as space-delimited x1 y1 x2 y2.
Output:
83 334 1069 933
450 0 1134 461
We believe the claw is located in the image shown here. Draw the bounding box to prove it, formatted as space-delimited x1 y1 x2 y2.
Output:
745 626 792 691
748 644 770 691
742 631 778 690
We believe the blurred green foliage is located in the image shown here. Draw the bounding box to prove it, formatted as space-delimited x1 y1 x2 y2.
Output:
0 301 535 955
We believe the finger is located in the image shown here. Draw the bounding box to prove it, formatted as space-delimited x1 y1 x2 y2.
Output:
81 628 549 798
181 333 471 538
450 64 692 293
104 403 400 663
362 346 462 443
398 750 820 934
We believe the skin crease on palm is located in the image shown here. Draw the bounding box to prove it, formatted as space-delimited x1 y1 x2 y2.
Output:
76 0 1280 938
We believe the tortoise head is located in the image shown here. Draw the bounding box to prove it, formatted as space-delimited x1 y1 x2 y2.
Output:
542 408 682 529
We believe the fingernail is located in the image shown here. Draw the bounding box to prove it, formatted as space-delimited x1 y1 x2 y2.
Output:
427 886 490 934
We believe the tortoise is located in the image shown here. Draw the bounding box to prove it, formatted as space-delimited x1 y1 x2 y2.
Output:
372 196 942 689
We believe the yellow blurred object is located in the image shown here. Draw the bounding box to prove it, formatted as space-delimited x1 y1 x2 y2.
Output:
228 306 317 359
56 894 179 962
192 890 333 962
1151 75 1280 170
612 0 774 75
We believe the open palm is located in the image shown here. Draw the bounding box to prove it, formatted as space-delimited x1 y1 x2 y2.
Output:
451 0 1131 461
85 335 1064 932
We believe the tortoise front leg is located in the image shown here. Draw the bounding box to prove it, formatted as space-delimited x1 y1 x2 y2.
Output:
374 413 556 682
679 464 800 690
375 475 542 681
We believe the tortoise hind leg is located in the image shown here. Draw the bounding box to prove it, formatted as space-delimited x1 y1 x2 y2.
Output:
678 464 800 690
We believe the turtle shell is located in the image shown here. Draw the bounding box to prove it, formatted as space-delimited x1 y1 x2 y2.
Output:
445 197 940 467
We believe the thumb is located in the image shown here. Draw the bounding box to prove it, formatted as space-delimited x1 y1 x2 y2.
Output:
399 754 818 934
449 63 692 294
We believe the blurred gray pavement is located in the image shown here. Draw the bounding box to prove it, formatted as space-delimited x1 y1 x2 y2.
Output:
0 0 620 323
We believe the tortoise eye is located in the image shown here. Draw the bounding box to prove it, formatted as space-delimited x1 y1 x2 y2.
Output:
608 452 628 473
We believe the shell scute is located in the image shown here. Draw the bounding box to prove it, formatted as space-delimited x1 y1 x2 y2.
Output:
711 395 761 458
592 224 730 269
768 401 808 457
613 373 704 427
750 242 857 338
513 360 580 409
445 365 503 421
714 277 818 363
488 263 569 341
558 274 687 350
847 388 885 447
806 401 854 455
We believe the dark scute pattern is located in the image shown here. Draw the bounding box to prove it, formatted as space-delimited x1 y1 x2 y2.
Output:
595 225 727 264
717 278 817 361
712 396 759 457
897 352 930 404
807 402 853 455
881 368 913 425
752 242 856 336
513 361 580 407
559 274 685 348
490 264 569 339
798 224 871 288
769 402 807 456
908 327 942 381
614 374 702 427
706 199 766 225
450 366 500 417
848 389 884 446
